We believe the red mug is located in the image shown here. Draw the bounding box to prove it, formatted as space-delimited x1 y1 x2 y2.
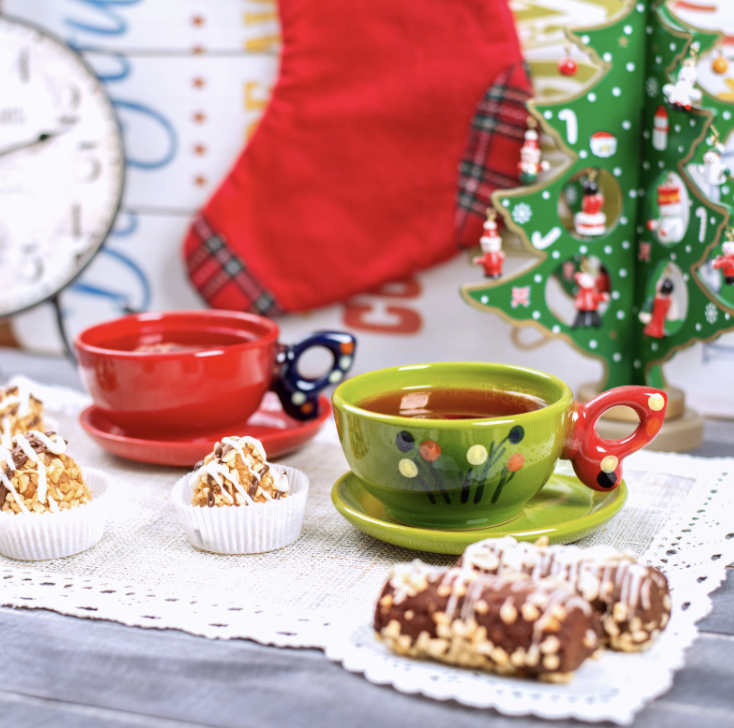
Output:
75 311 357 435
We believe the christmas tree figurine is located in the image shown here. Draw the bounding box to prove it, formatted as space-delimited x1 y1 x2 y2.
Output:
646 174 686 244
639 275 677 339
573 169 606 237
713 229 734 285
518 117 550 185
472 208 505 279
662 43 702 111
573 269 609 329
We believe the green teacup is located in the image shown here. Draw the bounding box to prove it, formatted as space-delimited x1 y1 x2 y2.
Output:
332 363 667 530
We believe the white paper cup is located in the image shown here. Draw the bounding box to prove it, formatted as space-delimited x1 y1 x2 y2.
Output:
0 468 111 561
172 465 309 554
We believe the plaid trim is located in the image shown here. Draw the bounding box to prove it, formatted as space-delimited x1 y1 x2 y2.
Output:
186 215 284 316
455 62 532 243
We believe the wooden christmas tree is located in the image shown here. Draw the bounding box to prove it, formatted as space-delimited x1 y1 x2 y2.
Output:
461 0 734 399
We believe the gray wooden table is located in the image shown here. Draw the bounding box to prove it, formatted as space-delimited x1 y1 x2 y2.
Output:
0 349 732 728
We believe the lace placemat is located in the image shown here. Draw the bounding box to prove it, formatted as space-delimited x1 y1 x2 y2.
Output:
0 380 732 723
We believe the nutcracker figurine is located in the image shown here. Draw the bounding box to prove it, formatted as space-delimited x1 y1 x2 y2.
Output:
662 46 702 111
573 170 606 237
713 230 734 285
473 209 505 279
518 117 550 185
572 271 609 328
647 174 686 244
639 277 677 338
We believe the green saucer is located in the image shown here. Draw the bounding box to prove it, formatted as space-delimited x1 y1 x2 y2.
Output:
332 470 627 555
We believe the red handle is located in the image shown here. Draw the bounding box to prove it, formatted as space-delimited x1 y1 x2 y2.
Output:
562 386 668 491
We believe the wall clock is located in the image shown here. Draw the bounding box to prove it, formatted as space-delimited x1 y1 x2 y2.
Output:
0 14 124 349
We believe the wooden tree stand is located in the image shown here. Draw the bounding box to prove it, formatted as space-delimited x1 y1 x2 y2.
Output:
577 384 703 452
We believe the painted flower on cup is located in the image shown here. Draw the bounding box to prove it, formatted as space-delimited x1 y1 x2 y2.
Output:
395 426 527 506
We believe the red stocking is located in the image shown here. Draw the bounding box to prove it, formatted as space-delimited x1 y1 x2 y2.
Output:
185 0 528 316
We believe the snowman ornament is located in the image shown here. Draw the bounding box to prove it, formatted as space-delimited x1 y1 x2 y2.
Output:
663 52 702 111
518 117 550 185
647 175 686 244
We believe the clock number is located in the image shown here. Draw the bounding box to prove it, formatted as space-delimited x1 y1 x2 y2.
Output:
72 205 82 238
558 109 578 145
75 142 101 183
696 207 706 243
17 48 29 84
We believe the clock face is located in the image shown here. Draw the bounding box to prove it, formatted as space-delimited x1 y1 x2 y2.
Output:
0 16 124 317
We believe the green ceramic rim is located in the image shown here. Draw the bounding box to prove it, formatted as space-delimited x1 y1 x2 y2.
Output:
332 362 574 428
331 470 628 554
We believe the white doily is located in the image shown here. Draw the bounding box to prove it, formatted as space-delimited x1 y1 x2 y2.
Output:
0 380 732 723
325 453 734 724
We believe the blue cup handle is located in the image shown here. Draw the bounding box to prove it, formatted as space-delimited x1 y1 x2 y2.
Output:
274 331 357 420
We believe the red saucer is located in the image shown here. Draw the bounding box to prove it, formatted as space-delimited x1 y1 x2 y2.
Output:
80 394 332 467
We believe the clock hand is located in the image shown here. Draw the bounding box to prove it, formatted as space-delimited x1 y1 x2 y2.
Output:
0 127 72 158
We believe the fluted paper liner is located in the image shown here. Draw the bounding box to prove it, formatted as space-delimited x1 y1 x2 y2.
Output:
173 466 309 554
0 468 111 561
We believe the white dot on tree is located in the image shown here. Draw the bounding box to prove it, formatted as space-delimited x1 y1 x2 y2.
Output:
655 56 662 65
580 245 588 253
620 217 628 225
629 190 637 198
542 191 550 199
589 340 598 349
622 120 631 130
622 241 630 249
651 342 658 351
582 35 590 44
612 291 621 299
617 310 625 319
604 52 612 62
619 269 628 277
634 359 641 368
613 353 622 361
626 62 635 71
696 323 702 331
552 251 560 259
643 131 651 139
534 274 542 283
658 160 665 168
544 111 553 119
552 325 561 334
614 167 622 176
580 150 588 158
480 295 489 304
533 311 541 320
683 273 689 281
604 245 612 254
588 93 597 102
670 42 676 50
724 111 732 121
624 25 633 34
612 87 621 97
674 125 681 132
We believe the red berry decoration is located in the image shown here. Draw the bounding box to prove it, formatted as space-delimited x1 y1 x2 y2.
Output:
419 440 441 462
558 57 578 76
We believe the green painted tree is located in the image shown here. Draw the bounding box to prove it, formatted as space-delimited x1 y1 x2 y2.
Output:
461 0 734 391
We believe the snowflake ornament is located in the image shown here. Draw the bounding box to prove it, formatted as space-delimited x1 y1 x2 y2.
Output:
512 203 532 224
705 302 718 324
564 184 579 205
646 76 659 98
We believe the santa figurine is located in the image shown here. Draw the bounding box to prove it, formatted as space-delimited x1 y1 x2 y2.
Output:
663 51 702 111
518 117 550 185
639 277 677 338
647 175 686 244
713 233 734 285
698 129 729 201
572 271 609 328
473 209 505 278
573 170 606 237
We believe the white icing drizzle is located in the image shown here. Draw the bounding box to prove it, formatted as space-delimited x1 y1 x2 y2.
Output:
462 536 663 617
27 430 66 455
13 434 49 504
221 437 262 482
223 436 266 462
0 445 27 514
270 465 289 493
